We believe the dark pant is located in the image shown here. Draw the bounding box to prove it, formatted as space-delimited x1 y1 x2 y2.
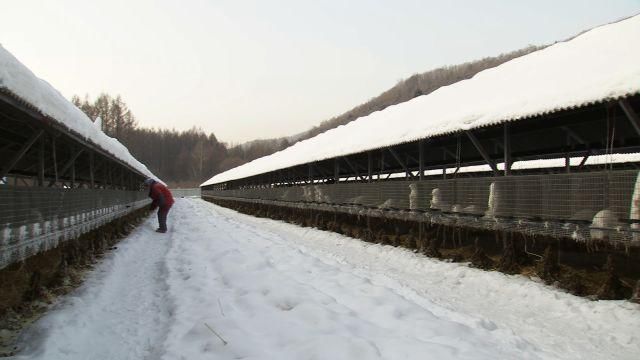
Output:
157 205 172 231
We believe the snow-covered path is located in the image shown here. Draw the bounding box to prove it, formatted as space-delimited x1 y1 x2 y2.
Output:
14 198 640 359
16 211 172 359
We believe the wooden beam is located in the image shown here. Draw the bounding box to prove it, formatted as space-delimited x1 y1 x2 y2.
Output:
620 99 640 136
0 129 44 179
465 130 499 175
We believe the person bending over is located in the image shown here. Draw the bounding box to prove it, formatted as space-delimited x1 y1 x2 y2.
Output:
144 178 174 233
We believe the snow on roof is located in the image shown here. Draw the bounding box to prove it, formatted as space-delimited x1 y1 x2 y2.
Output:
0 45 159 181
202 15 640 187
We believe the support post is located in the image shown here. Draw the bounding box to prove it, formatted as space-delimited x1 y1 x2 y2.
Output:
442 148 447 179
52 136 58 186
106 162 112 189
89 151 95 189
504 123 511 176
418 140 424 180
565 134 571 173
379 150 384 180
38 136 45 186
367 151 372 183
101 160 107 188
334 158 339 183
71 156 76 188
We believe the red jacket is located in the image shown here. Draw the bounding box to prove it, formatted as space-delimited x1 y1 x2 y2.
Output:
149 182 174 209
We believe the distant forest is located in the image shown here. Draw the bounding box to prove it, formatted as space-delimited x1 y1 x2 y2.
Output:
72 45 544 187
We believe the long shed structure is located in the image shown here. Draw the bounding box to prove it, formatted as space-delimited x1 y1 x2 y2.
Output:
0 46 158 270
202 15 640 246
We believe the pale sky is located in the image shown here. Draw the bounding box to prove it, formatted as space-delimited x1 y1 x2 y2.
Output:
1 1 639 143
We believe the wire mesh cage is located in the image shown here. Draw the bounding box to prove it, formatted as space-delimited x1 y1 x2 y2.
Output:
0 186 150 269
203 169 640 245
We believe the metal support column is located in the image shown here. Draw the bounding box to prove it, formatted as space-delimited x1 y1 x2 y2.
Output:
89 151 95 188
418 140 424 180
565 134 571 173
71 156 76 188
367 151 372 183
503 123 511 176
52 136 58 186
379 150 384 180
442 148 447 179
37 136 45 186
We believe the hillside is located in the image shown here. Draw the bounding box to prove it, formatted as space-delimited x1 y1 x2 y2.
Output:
230 45 545 165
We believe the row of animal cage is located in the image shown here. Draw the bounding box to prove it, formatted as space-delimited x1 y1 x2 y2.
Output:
203 169 640 242
170 188 201 198
0 186 150 270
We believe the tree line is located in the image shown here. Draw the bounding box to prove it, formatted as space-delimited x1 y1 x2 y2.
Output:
72 94 229 187
72 44 546 187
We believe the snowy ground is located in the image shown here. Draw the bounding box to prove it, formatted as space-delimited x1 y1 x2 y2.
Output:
12 198 640 360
